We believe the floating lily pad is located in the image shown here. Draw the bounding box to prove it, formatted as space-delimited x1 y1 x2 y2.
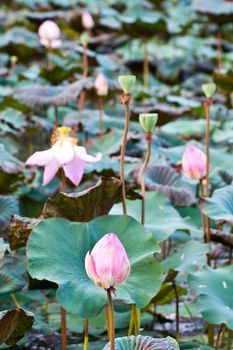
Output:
27 215 162 317
200 185 233 225
188 265 233 329
162 241 209 274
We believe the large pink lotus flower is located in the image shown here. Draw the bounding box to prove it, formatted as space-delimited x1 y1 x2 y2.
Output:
82 11 94 30
182 145 207 180
26 127 101 186
38 20 62 49
85 233 130 289
94 72 108 96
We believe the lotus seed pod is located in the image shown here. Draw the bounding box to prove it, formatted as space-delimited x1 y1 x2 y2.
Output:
139 113 158 132
202 83 216 99
118 75 136 94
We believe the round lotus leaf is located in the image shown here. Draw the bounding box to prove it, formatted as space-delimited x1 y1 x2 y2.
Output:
27 215 162 318
188 265 233 329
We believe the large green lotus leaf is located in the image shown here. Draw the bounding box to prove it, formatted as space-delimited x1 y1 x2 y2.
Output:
0 308 35 345
162 241 209 274
110 192 190 242
27 215 162 318
200 185 233 225
188 265 233 329
43 177 121 222
103 335 179 350
0 239 9 260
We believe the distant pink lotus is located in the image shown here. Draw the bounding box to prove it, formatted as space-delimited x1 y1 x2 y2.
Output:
85 233 130 289
182 145 207 180
38 20 62 49
82 11 94 30
94 72 108 96
26 127 101 186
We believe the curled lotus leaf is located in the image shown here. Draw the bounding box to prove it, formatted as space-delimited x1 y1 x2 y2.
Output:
103 335 179 350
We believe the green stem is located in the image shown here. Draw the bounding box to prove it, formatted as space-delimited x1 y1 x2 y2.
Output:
139 132 151 225
106 289 115 350
207 324 214 347
120 94 131 214
84 318 89 350
60 169 66 192
61 307 67 350
172 281 179 341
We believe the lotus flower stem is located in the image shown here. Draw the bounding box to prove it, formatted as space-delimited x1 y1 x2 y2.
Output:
98 97 103 136
172 281 179 341
120 93 131 214
83 318 89 350
204 97 211 198
128 306 134 336
217 27 222 70
55 106 59 128
60 307 67 350
134 307 140 336
208 324 214 347
199 179 211 265
79 44 88 117
104 306 110 338
143 39 149 88
106 288 115 350
139 131 152 225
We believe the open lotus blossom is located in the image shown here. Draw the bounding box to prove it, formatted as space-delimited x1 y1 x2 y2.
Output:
25 127 101 186
38 20 62 49
85 233 130 289
94 72 108 96
82 11 94 30
182 145 207 180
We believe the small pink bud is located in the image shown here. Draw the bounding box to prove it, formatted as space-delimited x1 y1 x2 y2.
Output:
85 233 130 289
182 145 207 180
94 72 108 96
82 11 94 30
38 20 61 49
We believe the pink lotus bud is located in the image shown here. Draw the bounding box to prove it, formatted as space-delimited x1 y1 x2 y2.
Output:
94 72 108 96
85 233 130 289
182 145 207 180
82 11 94 30
38 20 62 49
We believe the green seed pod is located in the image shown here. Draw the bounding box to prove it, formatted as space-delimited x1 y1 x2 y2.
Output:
202 83 216 98
139 113 158 132
118 75 136 94
80 32 89 47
